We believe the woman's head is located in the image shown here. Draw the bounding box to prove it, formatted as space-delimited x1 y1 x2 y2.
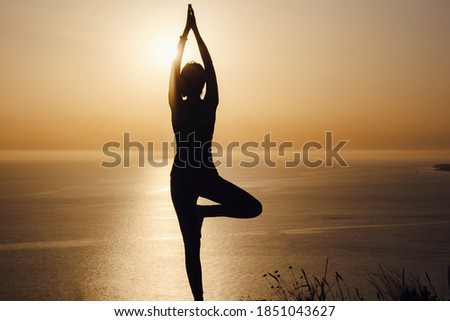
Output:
180 62 206 98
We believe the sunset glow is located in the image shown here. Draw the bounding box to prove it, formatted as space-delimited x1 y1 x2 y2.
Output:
1 1 449 151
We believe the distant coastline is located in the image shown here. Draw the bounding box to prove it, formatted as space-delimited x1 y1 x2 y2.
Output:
434 163 450 171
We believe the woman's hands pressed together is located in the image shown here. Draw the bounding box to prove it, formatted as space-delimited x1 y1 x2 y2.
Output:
182 4 197 38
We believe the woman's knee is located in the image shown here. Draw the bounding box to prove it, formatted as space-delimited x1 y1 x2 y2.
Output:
244 197 262 218
184 236 201 254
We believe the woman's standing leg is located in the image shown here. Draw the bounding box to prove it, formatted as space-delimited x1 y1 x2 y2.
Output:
170 177 204 300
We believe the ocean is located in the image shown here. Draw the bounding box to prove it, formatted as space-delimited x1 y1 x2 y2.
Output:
0 151 449 300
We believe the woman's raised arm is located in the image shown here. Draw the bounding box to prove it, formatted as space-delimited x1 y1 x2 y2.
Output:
190 6 219 107
168 6 193 110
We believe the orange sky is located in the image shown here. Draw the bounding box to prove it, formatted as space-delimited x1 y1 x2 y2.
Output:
1 0 449 151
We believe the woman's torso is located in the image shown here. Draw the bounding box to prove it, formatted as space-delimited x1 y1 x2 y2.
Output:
171 99 217 177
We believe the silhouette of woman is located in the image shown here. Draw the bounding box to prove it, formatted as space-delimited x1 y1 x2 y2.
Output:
168 5 262 301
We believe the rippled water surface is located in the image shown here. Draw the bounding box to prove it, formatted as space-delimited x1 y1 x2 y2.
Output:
1 153 449 300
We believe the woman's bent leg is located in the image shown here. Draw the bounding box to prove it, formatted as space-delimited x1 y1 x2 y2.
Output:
197 174 262 219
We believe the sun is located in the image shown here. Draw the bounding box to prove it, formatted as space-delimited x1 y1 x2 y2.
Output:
146 28 205 72
145 31 177 73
